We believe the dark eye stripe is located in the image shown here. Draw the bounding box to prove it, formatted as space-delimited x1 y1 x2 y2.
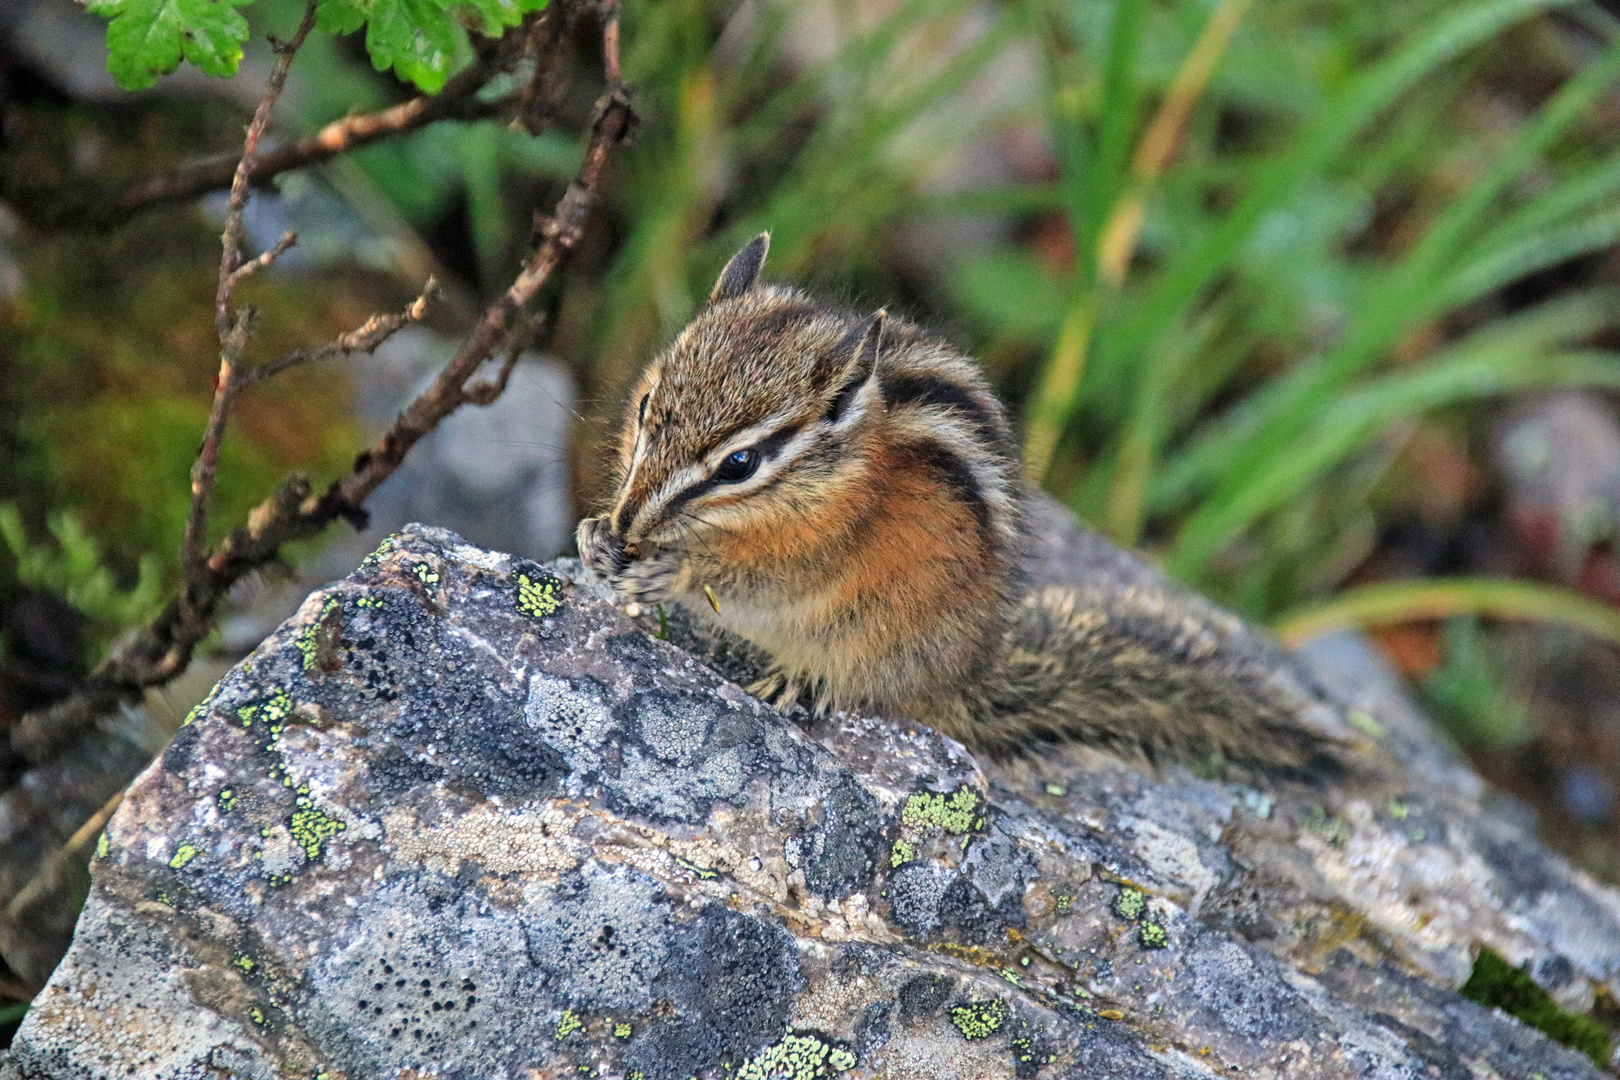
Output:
656 420 808 523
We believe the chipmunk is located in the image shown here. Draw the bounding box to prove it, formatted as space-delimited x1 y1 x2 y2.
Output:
576 234 1337 772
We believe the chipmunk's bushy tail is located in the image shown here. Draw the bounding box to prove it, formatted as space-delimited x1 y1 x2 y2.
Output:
941 587 1345 775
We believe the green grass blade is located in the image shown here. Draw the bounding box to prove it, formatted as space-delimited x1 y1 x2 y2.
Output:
1151 286 1620 512
1147 30 1620 527
1095 0 1582 375
1438 203 1620 309
1087 0 1149 249
1465 150 1620 256
1275 577 1620 650
1167 348 1620 578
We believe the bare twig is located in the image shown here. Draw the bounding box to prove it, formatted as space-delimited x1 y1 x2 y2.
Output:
6 0 634 770
102 8 563 225
2 786 125 926
185 3 316 622
226 229 298 291
235 280 438 390
110 67 497 221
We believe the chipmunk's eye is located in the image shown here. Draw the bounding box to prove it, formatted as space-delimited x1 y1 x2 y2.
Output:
714 448 760 483
637 393 650 426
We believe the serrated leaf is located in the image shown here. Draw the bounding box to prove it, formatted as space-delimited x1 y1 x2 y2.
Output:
89 0 251 91
364 0 460 93
314 0 369 36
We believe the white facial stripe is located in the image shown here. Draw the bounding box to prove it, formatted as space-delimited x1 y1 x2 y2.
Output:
630 408 826 533
632 461 709 531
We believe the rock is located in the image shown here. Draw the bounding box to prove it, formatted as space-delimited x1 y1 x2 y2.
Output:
6 512 1620 1078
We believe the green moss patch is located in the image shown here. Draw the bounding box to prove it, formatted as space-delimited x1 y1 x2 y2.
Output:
1460 948 1612 1067
168 844 198 869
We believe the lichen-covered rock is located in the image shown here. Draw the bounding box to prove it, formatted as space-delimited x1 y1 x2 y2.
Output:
5 515 1619 1079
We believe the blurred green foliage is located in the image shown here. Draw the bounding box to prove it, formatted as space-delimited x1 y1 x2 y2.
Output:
1420 616 1537 750
0 505 164 642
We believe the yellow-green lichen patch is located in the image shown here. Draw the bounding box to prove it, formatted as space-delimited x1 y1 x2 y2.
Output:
902 787 981 835
169 844 198 869
554 1008 583 1040
95 832 110 859
361 536 398 567
355 594 382 609
736 1031 856 1079
412 562 440 586
1139 921 1169 949
296 596 344 673
515 571 564 619
289 800 347 862
1113 887 1146 922
673 855 717 880
950 998 1008 1040
249 1006 267 1026
613 1021 632 1038
889 837 915 867
233 953 256 973
218 788 239 812
236 689 295 728
1054 892 1072 915
1303 805 1352 847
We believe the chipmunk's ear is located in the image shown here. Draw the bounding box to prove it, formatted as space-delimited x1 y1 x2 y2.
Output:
823 309 885 425
709 232 770 304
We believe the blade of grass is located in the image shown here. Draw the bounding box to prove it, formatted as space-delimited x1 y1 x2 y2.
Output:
1168 348 1620 579
1438 203 1620 309
1275 577 1620 649
1466 150 1620 255
1152 285 1620 510
1098 0 1254 542
1155 31 1620 540
1086 0 1149 261
1094 0 1582 380
1028 0 1250 486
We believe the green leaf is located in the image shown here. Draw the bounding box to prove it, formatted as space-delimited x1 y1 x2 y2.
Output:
313 0 368 36
88 0 251 91
364 0 460 93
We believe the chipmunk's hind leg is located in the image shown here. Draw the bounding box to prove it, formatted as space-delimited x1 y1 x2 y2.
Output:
748 666 831 715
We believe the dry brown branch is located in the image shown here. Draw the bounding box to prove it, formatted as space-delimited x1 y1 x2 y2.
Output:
6 0 633 770
185 3 316 626
226 229 298 291
2 786 126 928
235 281 438 390
102 9 566 225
